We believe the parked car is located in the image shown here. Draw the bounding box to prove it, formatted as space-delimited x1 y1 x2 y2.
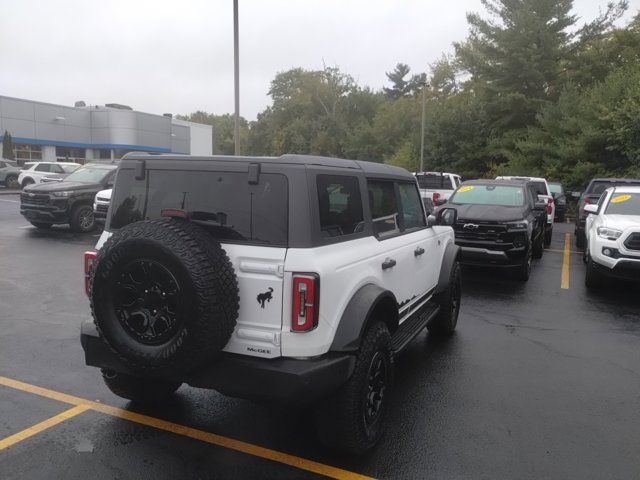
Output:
93 188 111 224
444 179 547 281
18 161 79 187
414 172 462 207
0 158 21 188
20 163 116 232
496 176 554 246
574 178 640 249
583 186 640 288
548 182 567 222
81 154 462 455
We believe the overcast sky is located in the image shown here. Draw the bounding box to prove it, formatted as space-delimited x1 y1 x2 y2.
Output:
0 0 637 120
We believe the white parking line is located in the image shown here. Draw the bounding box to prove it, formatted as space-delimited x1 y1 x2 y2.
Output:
0 198 19 203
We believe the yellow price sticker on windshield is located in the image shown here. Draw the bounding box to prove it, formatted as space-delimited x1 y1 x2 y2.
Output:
458 186 475 193
611 194 631 204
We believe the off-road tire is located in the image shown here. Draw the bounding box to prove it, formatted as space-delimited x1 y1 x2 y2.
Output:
70 204 95 232
30 222 52 229
314 322 393 455
557 212 565 223
532 232 544 259
544 227 553 248
5 174 18 189
101 369 181 403
428 262 461 336
585 254 604 289
515 247 532 281
576 230 585 250
91 217 239 375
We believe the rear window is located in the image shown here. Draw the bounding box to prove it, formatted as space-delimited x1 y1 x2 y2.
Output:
605 193 640 215
415 174 453 190
548 183 563 194
450 184 525 207
109 169 288 246
588 180 640 195
529 181 548 196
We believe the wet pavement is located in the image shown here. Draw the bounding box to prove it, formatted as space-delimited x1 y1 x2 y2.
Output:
0 193 639 479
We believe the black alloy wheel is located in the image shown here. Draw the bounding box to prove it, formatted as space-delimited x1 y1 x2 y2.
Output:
364 351 389 427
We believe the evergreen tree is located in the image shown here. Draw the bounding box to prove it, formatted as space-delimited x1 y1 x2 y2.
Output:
2 130 14 160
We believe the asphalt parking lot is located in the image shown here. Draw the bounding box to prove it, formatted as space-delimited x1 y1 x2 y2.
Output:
0 192 639 479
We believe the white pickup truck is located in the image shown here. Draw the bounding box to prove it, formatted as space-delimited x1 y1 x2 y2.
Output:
414 172 462 206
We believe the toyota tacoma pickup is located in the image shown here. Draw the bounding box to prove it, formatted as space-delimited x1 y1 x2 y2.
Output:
81 153 462 455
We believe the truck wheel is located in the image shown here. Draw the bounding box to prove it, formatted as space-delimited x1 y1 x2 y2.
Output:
544 227 553 247
315 322 393 455
5 175 18 189
576 230 585 250
91 218 239 375
428 262 461 336
30 222 52 229
585 254 604 289
71 204 95 232
532 233 544 259
515 247 532 281
101 369 181 403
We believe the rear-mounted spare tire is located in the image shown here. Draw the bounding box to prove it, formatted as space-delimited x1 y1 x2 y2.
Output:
90 217 239 375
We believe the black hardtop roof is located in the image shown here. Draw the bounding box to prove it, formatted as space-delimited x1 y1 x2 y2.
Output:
462 178 529 187
589 177 640 183
119 153 414 181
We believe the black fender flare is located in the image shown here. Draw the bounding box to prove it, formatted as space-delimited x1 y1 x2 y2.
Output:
435 241 460 295
330 284 398 353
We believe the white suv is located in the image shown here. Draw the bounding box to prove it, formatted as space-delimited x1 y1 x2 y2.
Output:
18 161 79 187
81 154 462 455
496 176 555 246
583 186 640 288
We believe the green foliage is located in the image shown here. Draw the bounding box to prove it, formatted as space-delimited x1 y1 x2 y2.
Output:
177 111 249 155
2 130 14 160
383 63 426 99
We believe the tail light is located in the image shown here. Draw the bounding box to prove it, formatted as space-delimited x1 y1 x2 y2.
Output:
84 251 97 297
546 197 553 215
433 192 441 206
291 273 319 332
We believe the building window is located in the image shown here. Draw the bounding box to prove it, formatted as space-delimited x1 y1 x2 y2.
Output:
97 149 111 160
56 147 86 163
14 144 42 162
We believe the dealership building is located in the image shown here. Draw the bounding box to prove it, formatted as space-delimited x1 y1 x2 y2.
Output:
0 95 212 163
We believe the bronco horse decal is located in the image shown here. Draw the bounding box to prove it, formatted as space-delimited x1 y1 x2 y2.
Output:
256 287 274 309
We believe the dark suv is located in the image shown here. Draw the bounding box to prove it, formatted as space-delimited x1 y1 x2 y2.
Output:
442 179 547 280
20 163 116 232
575 178 640 248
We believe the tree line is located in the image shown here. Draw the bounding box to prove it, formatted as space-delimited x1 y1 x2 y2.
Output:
180 0 639 191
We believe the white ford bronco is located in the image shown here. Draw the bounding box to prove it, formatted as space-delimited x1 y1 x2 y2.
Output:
81 154 462 454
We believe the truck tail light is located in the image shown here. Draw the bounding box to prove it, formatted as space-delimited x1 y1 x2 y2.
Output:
546 197 553 215
291 273 319 332
84 251 97 297
433 192 441 205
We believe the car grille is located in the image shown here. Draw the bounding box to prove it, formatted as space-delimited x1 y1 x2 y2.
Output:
96 204 109 213
453 220 509 242
21 193 50 206
624 233 640 251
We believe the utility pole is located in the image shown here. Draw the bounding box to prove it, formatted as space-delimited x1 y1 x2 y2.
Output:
419 80 427 172
233 0 240 155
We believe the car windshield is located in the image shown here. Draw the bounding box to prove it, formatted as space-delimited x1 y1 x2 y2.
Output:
588 180 640 195
64 166 112 183
605 193 640 215
548 183 563 194
450 184 525 207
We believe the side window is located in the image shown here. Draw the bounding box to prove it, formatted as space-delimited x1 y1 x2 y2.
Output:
50 164 65 174
368 180 400 238
316 175 364 238
398 182 426 230
34 164 50 172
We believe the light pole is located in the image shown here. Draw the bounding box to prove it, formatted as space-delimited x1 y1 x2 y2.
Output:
419 80 427 173
233 0 240 156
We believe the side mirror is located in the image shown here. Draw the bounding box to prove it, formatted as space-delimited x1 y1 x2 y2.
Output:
534 200 547 211
427 214 437 228
436 207 457 226
584 204 598 214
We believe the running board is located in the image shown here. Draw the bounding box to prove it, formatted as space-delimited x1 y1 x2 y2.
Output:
391 303 440 354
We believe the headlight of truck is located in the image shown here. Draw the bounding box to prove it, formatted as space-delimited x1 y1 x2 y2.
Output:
52 191 72 197
506 220 528 230
597 226 622 240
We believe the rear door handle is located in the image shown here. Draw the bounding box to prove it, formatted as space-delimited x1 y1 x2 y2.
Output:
414 247 425 256
382 258 396 270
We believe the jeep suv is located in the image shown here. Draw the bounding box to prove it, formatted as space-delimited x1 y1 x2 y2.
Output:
81 154 462 455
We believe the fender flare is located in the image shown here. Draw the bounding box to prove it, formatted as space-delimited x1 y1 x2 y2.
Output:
435 241 460 295
330 284 398 353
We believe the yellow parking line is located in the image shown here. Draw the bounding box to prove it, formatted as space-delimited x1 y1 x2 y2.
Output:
0 404 89 451
0 376 373 480
561 233 571 289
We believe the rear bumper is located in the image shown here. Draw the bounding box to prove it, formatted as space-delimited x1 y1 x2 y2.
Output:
81 322 355 404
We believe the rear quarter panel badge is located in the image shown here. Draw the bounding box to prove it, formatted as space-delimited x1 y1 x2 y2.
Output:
256 287 274 308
